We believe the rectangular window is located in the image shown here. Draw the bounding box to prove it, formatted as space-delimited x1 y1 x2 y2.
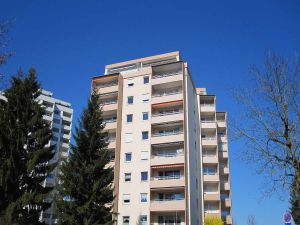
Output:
139 215 147 225
124 173 131 182
143 76 149 84
142 93 150 103
140 193 148 203
142 131 149 140
127 96 134 104
123 216 130 225
52 127 60 133
141 172 148 181
127 79 134 87
123 194 131 204
125 133 133 142
51 136 59 142
127 114 133 123
125 153 132 162
141 151 148 160
53 118 60 124
142 112 148 121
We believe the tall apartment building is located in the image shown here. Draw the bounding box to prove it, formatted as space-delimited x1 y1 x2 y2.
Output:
38 90 73 225
92 52 232 225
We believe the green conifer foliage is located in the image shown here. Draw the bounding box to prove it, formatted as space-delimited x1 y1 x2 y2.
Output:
0 68 55 225
56 93 113 225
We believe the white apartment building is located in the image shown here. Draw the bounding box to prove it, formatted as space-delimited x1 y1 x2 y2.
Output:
38 90 73 225
92 52 232 225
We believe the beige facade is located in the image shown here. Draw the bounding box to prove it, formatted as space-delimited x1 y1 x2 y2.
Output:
92 52 232 225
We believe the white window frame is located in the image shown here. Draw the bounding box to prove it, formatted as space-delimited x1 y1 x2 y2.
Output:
141 151 149 160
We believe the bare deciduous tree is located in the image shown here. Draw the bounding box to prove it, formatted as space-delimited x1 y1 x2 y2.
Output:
247 215 257 225
232 52 300 222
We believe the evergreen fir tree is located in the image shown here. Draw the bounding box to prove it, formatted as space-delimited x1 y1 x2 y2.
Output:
56 92 113 225
0 68 55 225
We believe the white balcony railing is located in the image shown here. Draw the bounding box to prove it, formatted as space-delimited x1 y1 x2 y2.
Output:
152 130 184 137
202 136 217 140
152 110 183 117
152 151 184 158
153 175 184 180
152 197 184 202
152 71 182 79
104 118 117 123
96 81 118 88
152 90 182 98
101 100 117 105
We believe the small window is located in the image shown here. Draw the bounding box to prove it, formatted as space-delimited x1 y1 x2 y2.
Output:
127 96 134 104
139 215 147 225
124 173 131 182
53 118 60 124
127 114 133 123
123 216 130 225
123 194 131 204
54 109 60 115
125 153 132 162
127 79 134 87
141 172 148 181
51 136 59 142
47 173 55 179
142 93 149 103
125 133 133 143
140 193 148 203
142 112 149 121
143 76 149 84
52 127 60 133
142 131 149 140
141 151 148 160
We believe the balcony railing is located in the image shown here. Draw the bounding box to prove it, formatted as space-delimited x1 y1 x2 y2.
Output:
152 151 184 158
153 175 184 180
152 90 182 98
201 120 215 123
108 137 116 142
104 118 117 123
152 197 184 202
101 100 117 105
152 130 184 137
96 81 118 88
152 110 183 117
152 71 182 79
202 136 217 140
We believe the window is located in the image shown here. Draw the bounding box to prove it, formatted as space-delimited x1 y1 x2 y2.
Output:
47 173 55 179
51 136 59 142
52 127 60 133
53 118 60 124
142 131 149 140
54 109 60 115
141 172 148 181
141 151 149 160
125 153 132 162
142 93 150 103
127 79 134 87
139 215 147 225
127 114 133 123
203 183 218 193
140 193 148 203
142 112 148 121
123 194 131 204
125 133 133 142
203 166 217 175
123 216 130 225
124 173 131 182
127 96 134 104
63 111 72 118
143 76 149 84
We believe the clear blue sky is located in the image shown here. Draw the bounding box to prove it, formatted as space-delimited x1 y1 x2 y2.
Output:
1 0 300 224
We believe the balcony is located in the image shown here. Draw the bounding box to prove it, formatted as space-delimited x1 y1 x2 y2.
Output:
225 198 231 208
226 215 232 224
101 101 118 112
94 80 118 94
61 142 69 148
152 70 183 85
219 151 228 159
104 161 115 169
217 120 226 128
151 153 184 166
150 212 185 225
200 104 215 112
201 121 217 129
103 118 117 130
218 134 227 143
203 174 219 182
151 130 184 145
220 167 229 174
151 175 185 189
152 90 183 105
221 182 230 191
152 110 184 124
204 193 220 201
202 155 218 164
150 199 185 212
107 137 116 149
202 137 217 146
